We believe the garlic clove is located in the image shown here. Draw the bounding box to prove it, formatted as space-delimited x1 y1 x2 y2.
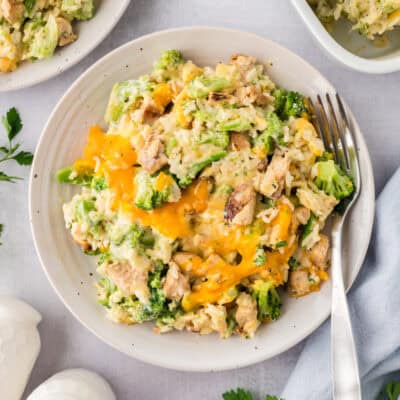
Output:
0 296 42 400
27 369 116 400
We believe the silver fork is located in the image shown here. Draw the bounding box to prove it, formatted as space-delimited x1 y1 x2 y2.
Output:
308 94 362 400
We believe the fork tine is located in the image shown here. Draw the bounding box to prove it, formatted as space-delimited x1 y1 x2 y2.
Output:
326 94 350 170
335 93 354 169
308 98 330 152
317 95 340 164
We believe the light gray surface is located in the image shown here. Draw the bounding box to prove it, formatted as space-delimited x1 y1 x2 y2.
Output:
0 1 399 399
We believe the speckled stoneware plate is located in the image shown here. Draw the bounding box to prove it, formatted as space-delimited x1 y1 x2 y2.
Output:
29 27 375 371
0 0 130 92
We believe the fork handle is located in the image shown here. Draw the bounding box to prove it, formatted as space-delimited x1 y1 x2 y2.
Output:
331 228 362 400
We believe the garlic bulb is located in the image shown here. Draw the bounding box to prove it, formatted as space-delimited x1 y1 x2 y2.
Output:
0 296 42 400
27 369 116 400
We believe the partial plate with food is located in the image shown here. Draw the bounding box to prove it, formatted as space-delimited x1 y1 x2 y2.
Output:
29 27 375 371
291 0 400 74
0 0 130 91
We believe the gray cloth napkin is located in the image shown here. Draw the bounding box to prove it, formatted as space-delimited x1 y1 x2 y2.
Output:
281 167 400 400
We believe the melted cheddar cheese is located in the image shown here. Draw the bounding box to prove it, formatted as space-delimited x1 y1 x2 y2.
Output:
181 203 295 311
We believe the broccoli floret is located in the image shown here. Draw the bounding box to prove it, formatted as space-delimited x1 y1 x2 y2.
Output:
187 76 231 98
61 0 94 20
105 78 155 123
273 88 307 120
251 280 282 321
134 170 178 210
142 262 181 324
97 277 117 308
314 160 354 200
91 176 107 191
153 50 184 70
178 151 227 188
25 15 58 60
253 112 284 155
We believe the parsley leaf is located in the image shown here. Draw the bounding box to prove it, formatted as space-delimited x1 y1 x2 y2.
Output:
0 171 22 183
223 388 254 400
24 0 36 13
0 108 33 245
378 380 400 400
275 240 287 249
13 150 34 165
222 388 283 400
2 107 22 141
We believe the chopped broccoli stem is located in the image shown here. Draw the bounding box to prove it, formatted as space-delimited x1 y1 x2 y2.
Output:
56 166 93 186
178 151 227 187
251 280 282 321
273 88 307 120
187 76 231 98
300 213 317 247
198 130 230 148
217 118 252 132
314 160 354 200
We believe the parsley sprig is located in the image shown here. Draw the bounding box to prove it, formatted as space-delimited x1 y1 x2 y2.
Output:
222 388 282 400
0 108 33 182
0 107 33 244
378 380 400 400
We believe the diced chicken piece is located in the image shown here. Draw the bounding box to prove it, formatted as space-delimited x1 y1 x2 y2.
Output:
137 133 168 174
294 206 311 225
254 151 289 199
1 0 24 24
229 132 250 151
56 17 76 46
230 54 256 70
104 261 149 302
309 234 330 268
235 86 258 106
294 234 330 270
256 158 268 172
163 262 190 301
235 293 260 338
138 99 163 124
224 183 256 226
289 270 313 297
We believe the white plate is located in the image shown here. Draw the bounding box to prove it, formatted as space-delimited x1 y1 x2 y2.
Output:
0 0 130 92
291 0 400 74
29 27 375 371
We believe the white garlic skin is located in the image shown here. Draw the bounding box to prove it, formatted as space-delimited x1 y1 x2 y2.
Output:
0 296 42 400
27 369 116 400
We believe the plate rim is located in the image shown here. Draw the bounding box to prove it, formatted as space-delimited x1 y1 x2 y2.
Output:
29 26 376 371
0 0 131 92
